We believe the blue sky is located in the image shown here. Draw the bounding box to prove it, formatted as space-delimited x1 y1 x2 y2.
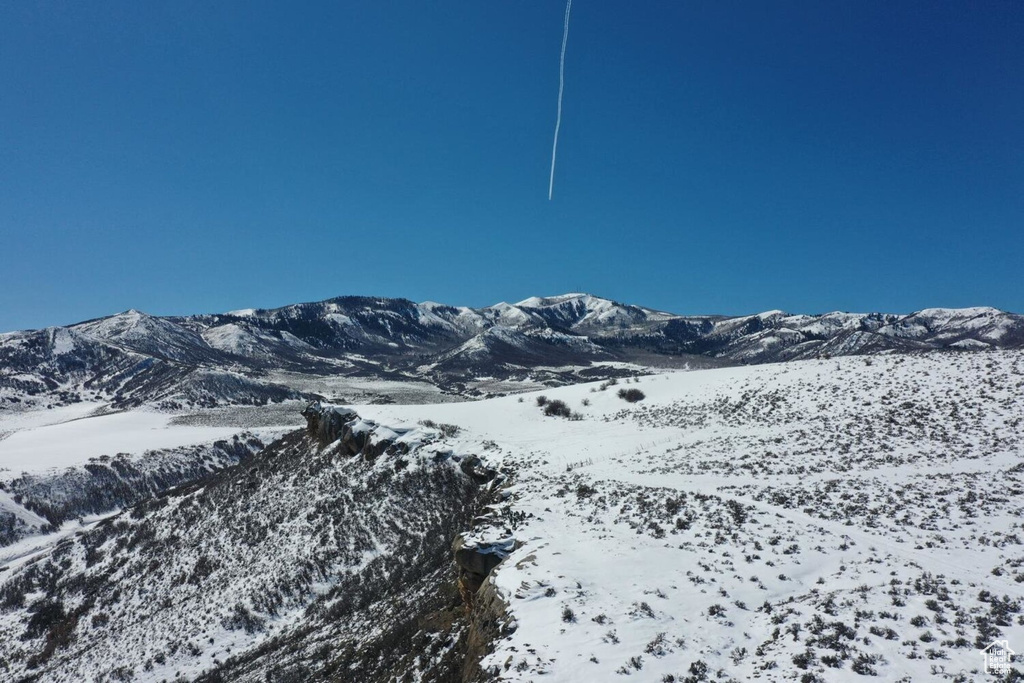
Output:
1 1 1022 332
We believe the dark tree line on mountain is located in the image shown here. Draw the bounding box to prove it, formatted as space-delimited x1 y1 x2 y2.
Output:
0 511 23 547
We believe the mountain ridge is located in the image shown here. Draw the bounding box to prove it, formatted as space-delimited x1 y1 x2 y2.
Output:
1 293 1021 410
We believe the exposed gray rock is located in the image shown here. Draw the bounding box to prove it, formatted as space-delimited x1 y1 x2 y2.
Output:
458 455 497 484
453 534 515 609
301 401 356 447
463 574 516 683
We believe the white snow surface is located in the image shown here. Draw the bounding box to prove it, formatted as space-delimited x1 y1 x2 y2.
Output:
356 350 1024 681
0 409 255 474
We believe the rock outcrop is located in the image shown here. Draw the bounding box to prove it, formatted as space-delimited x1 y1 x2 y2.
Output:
452 534 515 607
301 401 356 446
458 454 498 484
301 401 395 458
303 402 480 469
454 532 518 681
463 574 515 682
305 399 515 679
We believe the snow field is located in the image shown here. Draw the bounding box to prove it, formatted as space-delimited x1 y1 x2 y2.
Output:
0 409 268 475
358 351 1024 681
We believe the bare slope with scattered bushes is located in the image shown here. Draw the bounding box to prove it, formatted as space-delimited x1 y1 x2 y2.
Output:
0 411 496 682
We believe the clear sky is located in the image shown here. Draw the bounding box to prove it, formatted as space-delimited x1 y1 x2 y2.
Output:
2 1 1022 332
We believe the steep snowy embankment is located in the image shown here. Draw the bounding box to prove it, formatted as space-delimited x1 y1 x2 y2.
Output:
0 405 297 547
0 417 489 682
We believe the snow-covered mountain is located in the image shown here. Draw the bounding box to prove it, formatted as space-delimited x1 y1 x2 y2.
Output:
2 294 1021 410
1 349 1022 681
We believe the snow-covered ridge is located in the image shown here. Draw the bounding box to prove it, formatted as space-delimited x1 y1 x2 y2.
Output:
0 402 499 681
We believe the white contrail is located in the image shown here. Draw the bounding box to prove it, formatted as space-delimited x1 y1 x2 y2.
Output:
549 0 572 200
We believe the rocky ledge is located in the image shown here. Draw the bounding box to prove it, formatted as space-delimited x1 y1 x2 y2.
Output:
300 400 522 680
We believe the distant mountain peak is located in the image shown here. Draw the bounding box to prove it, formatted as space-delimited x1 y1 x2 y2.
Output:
514 292 595 307
2 293 1021 411
911 306 1004 318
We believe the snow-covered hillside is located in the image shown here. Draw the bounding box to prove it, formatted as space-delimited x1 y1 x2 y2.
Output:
0 403 298 547
356 349 1024 681
0 349 1021 681
0 410 489 682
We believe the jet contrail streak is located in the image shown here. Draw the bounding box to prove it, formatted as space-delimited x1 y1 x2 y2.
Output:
549 0 572 200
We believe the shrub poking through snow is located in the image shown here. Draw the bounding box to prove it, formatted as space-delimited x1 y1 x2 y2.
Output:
543 399 572 418
417 419 461 438
618 388 646 403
